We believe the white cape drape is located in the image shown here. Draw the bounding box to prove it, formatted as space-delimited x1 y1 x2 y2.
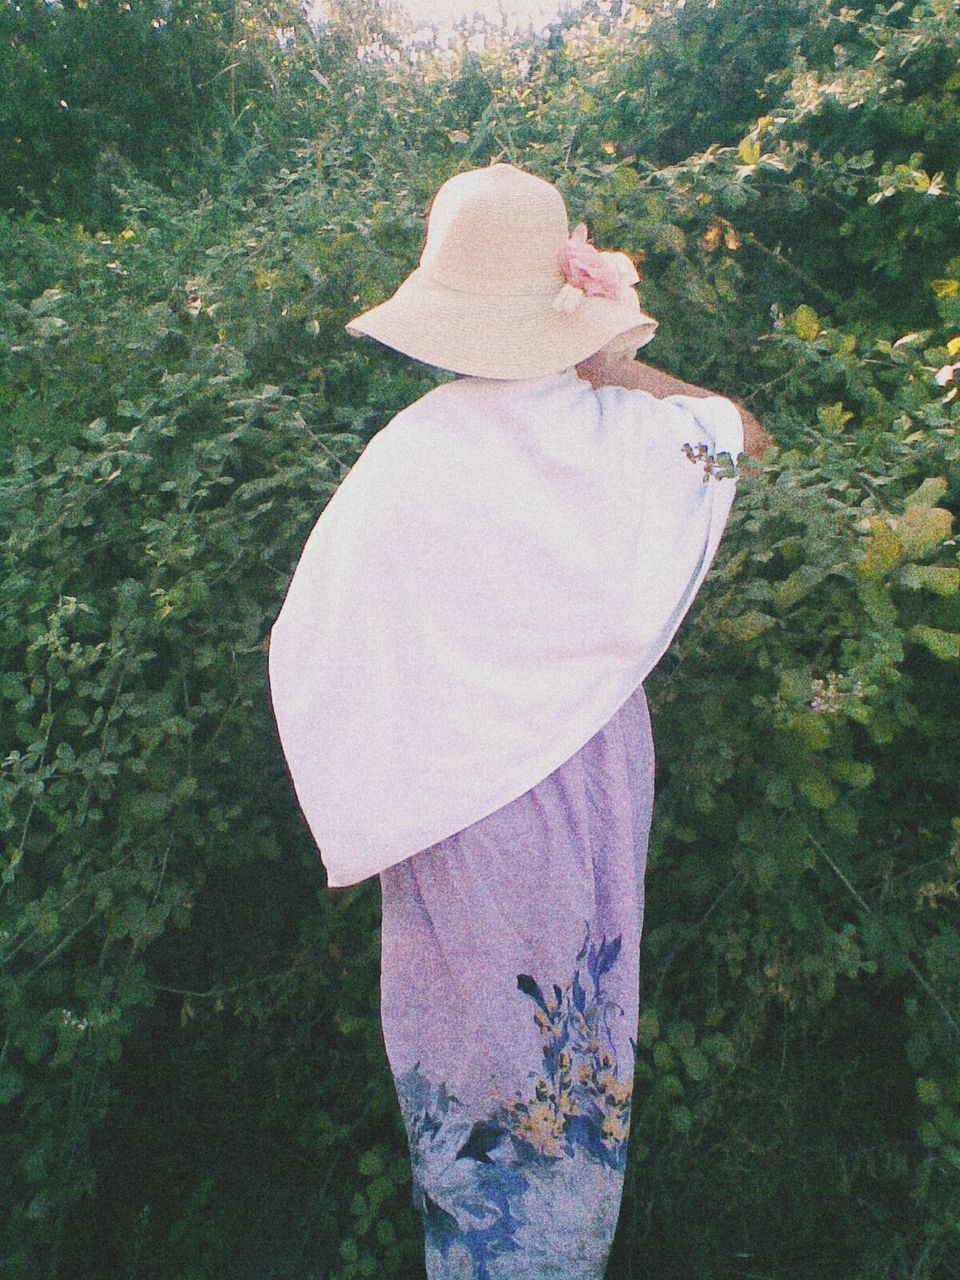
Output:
267 368 742 887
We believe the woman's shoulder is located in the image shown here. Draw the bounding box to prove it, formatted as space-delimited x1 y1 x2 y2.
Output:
359 380 476 486
380 377 473 434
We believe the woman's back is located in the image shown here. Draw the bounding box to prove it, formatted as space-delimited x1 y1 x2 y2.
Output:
267 367 742 888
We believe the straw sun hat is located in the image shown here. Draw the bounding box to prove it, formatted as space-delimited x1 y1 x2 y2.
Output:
345 162 658 380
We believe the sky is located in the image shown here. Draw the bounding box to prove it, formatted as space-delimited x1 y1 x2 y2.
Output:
306 0 576 36
397 0 568 26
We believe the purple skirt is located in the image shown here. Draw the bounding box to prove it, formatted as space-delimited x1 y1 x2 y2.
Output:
379 683 655 1279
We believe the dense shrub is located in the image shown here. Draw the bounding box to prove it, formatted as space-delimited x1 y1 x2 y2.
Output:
1 1 958 1277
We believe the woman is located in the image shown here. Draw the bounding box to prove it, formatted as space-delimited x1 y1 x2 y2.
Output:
267 163 771 1279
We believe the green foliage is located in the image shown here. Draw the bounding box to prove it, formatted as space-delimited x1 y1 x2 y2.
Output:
1 0 959 1277
0 162 437 1275
633 308 960 1276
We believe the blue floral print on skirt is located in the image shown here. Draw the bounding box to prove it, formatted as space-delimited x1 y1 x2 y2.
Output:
379 683 655 1279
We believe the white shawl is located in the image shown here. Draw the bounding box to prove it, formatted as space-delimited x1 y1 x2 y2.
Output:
267 369 742 887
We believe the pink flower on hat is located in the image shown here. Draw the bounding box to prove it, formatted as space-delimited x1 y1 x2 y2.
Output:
559 224 626 296
554 224 640 314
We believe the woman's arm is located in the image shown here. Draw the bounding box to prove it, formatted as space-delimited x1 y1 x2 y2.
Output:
576 350 774 462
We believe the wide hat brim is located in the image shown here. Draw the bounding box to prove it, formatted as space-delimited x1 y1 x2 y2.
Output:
345 266 658 380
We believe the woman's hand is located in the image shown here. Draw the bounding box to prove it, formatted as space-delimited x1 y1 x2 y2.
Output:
575 325 656 389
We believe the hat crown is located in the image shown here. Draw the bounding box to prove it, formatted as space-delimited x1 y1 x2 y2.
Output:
420 164 569 295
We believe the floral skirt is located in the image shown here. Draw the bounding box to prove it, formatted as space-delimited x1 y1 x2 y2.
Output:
379 683 655 1280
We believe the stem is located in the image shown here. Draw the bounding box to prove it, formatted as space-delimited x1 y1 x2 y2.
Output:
650 872 745 1001
299 418 353 476
154 961 310 1001
815 842 960 1041
24 913 98 983
3 680 55 892
742 232 837 307
3 889 86 966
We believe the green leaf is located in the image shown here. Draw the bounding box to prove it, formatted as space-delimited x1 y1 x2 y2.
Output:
824 801 858 835
702 1034 736 1067
856 517 903 579
680 1047 710 1082
612 164 640 195
670 1105 693 1134
798 774 838 809
30 287 71 316
375 1219 396 1246
0 1066 24 1105
659 1073 684 1100
919 1120 942 1148
637 1008 660 1046
791 712 832 750
766 774 794 808
653 1042 675 1071
667 1020 696 1051
367 1176 393 1209
917 1078 942 1106
25 1193 51 1221
358 1150 384 1177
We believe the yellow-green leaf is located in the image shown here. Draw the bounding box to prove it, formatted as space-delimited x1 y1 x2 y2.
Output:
831 760 875 788
911 625 960 661
855 517 903 579
817 401 854 431
905 476 948 508
613 164 640 194
722 610 776 643
892 505 953 559
775 566 824 611
738 138 761 166
790 305 820 341
902 565 960 595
